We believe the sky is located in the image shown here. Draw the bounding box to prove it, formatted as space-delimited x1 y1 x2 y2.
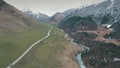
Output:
4 0 105 16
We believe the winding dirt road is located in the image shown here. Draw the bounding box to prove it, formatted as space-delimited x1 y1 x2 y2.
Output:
7 26 53 68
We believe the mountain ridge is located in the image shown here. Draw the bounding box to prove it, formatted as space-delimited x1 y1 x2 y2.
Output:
58 0 120 68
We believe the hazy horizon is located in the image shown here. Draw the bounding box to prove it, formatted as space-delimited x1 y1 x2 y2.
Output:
4 0 105 16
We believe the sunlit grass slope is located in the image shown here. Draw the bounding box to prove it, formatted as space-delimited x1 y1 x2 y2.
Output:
0 22 50 68
13 27 75 68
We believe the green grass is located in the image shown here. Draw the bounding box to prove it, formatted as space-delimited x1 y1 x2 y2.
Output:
13 27 71 68
0 23 49 68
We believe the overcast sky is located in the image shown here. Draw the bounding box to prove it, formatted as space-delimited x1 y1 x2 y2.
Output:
4 0 105 16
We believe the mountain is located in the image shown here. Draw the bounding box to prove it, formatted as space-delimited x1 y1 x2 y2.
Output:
37 12 50 22
65 0 120 27
50 12 64 23
49 9 75 24
58 0 120 68
63 9 75 16
22 9 50 23
60 0 120 40
59 16 98 33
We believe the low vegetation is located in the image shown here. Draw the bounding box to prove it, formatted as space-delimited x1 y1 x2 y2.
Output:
13 27 79 68
59 16 98 33
0 20 50 68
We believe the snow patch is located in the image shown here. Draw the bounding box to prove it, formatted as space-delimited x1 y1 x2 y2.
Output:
114 58 120 62
110 28 113 31
107 24 112 28
36 15 39 18
102 24 112 28
111 0 114 5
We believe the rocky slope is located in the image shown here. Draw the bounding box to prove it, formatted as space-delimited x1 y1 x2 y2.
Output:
63 9 75 16
58 0 120 68
64 0 120 30
59 16 98 33
59 21 120 68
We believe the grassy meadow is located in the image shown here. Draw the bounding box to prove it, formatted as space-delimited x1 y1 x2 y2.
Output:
0 21 50 68
13 27 72 68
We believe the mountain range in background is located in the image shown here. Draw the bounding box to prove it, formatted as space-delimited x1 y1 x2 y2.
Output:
60 0 120 39
21 9 50 23
62 0 120 31
21 8 78 24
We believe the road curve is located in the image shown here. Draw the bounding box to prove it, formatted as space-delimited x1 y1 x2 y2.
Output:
7 26 53 68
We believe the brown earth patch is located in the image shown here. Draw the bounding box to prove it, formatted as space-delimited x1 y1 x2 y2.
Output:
58 43 82 68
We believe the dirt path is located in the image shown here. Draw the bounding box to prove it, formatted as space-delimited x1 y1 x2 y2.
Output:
7 26 53 68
